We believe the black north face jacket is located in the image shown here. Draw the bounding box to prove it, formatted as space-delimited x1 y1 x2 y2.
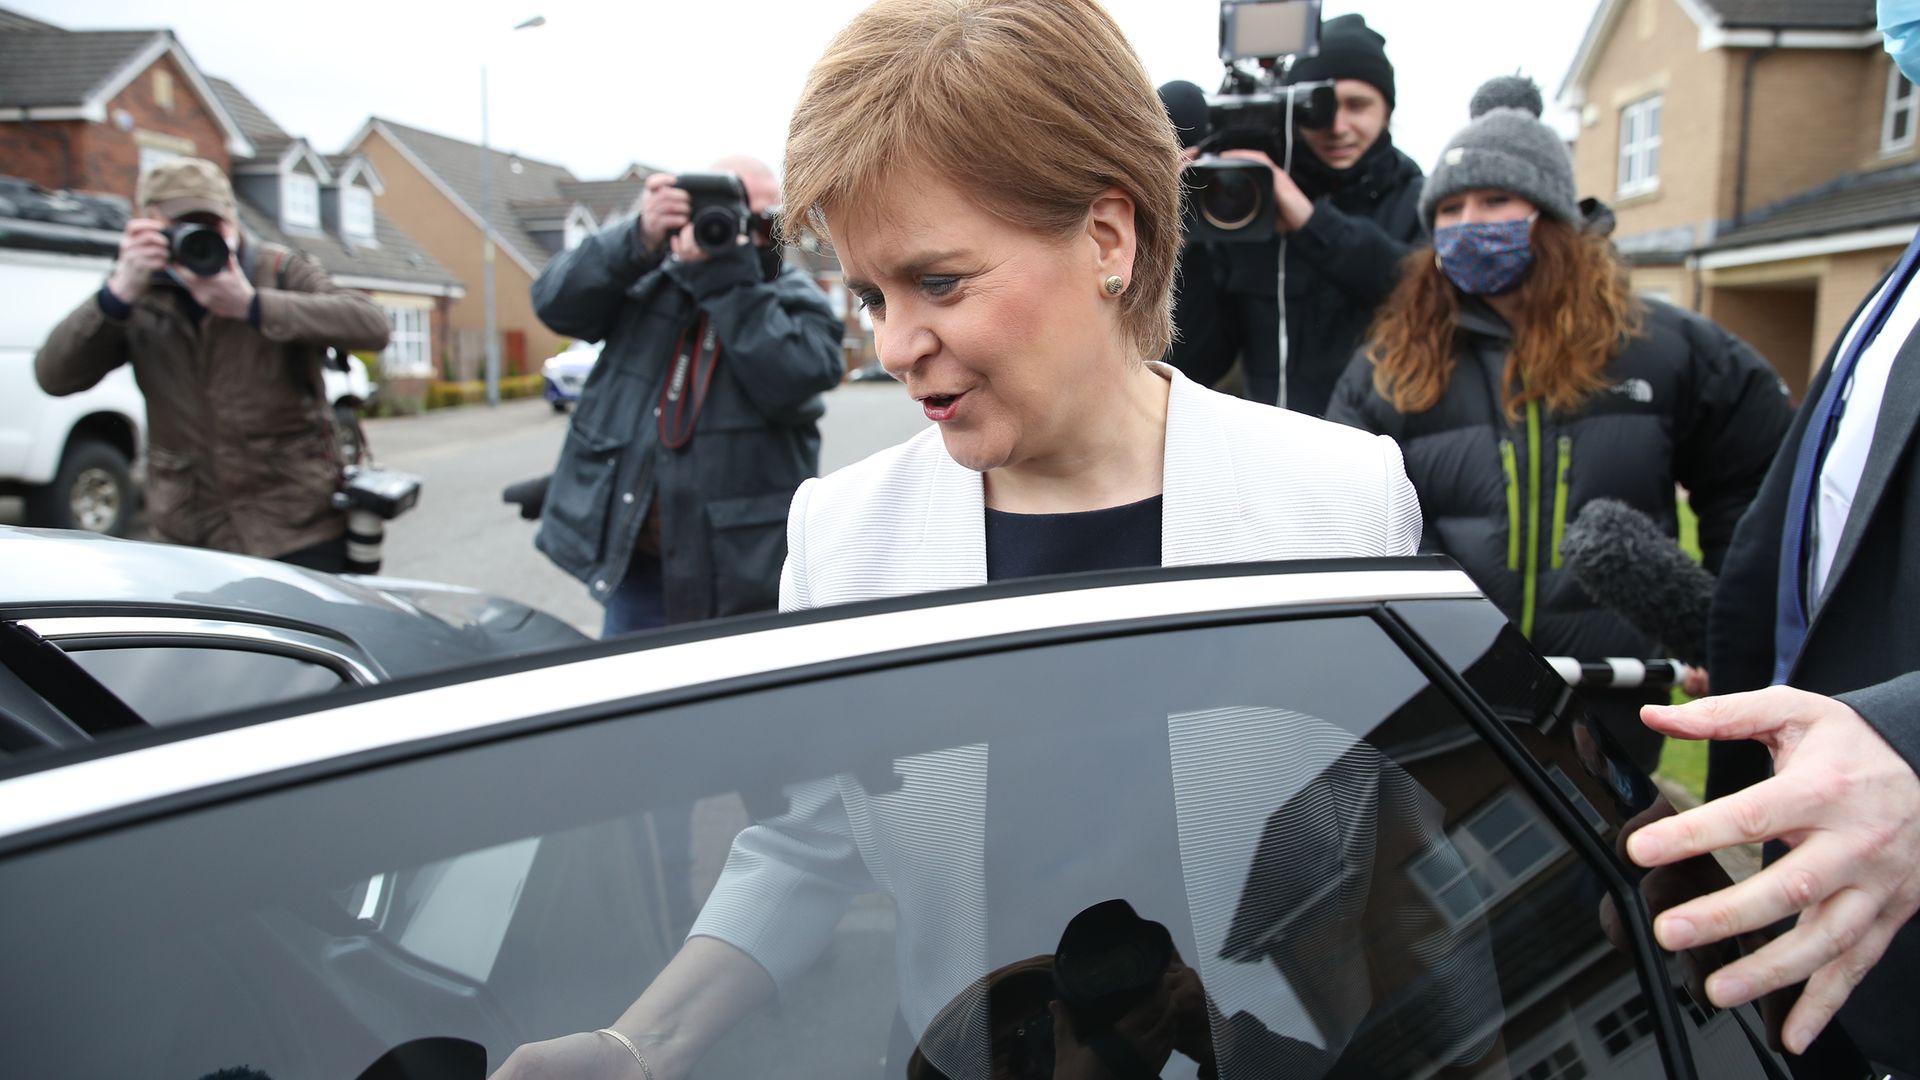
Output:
1328 298 1792 666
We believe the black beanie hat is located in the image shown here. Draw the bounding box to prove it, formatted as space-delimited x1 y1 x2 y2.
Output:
1282 14 1395 108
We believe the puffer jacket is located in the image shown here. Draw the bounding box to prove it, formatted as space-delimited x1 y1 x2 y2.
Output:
1329 298 1792 666
532 217 844 623
35 238 391 557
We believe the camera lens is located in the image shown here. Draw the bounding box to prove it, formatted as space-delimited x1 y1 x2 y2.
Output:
1199 170 1262 232
168 224 230 277
693 207 741 253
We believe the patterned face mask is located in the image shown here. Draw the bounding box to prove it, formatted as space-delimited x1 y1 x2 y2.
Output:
1433 215 1538 296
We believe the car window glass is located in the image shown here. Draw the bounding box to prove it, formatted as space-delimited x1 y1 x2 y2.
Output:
0 611 1783 1079
64 644 348 726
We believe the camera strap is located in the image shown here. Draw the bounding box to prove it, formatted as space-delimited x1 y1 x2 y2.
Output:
658 313 720 450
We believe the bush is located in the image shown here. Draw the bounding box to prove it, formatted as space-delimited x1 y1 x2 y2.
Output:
423 374 546 410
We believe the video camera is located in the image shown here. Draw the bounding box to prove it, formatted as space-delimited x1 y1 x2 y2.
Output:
673 172 782 255
1175 0 1333 243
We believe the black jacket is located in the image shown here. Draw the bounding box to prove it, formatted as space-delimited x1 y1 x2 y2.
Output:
1329 299 1792 664
1168 137 1424 417
1707 277 1920 1075
531 218 844 623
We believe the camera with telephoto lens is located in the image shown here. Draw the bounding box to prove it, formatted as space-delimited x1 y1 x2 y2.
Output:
1183 0 1335 243
331 464 422 575
164 222 230 277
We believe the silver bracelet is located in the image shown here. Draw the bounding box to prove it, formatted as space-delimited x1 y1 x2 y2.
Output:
594 1027 657 1080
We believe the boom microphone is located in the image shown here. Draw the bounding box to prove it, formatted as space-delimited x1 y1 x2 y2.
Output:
1557 499 1714 668
1158 79 1211 149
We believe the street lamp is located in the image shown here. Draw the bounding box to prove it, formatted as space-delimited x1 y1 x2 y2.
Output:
480 14 547 407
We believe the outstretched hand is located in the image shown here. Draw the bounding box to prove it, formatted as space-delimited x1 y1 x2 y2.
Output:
1628 686 1920 1054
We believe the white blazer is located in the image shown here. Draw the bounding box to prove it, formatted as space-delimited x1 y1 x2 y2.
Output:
689 365 1450 1068
780 362 1421 612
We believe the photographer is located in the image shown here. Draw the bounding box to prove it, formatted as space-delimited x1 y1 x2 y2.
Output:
35 158 391 570
1168 13 1424 417
531 157 843 635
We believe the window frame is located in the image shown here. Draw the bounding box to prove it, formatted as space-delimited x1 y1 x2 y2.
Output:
1885 64 1917 156
342 185 377 241
282 171 321 231
1617 94 1663 198
381 303 434 378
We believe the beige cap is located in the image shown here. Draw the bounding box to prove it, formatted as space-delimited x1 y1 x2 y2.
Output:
135 157 238 223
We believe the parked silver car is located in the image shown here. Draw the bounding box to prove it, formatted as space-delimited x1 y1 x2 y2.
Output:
0 558 1858 1078
0 525 585 742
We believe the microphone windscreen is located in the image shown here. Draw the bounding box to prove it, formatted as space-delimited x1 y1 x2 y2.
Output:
1558 499 1715 668
1158 80 1211 149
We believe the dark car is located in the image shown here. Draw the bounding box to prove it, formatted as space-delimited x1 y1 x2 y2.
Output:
0 525 586 739
0 559 1854 1079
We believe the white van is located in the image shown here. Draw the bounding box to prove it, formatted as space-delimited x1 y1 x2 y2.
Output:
0 244 145 535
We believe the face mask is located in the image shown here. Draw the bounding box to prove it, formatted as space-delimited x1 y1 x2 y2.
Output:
1881 0 1920 85
1433 216 1536 296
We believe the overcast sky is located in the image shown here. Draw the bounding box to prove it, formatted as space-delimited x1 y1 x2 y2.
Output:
25 0 1597 183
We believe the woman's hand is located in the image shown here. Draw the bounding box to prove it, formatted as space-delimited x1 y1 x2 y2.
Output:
490 1030 651 1080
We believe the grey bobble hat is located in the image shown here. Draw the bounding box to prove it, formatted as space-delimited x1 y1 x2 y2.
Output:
1418 75 1578 230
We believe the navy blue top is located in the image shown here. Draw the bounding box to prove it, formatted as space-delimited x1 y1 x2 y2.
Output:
982 494 1174 967
984 495 1164 582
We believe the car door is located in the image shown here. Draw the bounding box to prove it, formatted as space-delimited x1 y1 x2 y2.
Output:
0 562 1800 1079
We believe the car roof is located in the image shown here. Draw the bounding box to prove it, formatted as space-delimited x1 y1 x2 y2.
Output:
1 522 583 680
2 525 414 615
0 559 1479 846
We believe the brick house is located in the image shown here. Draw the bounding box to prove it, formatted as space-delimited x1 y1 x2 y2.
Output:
1558 0 1906 398
344 118 649 379
0 8 252 194
0 7 465 404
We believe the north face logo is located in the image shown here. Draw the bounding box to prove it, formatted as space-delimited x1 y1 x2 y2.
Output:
1610 378 1653 403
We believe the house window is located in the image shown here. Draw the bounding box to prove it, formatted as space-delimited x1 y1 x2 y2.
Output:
563 209 592 251
282 173 320 230
153 70 174 112
343 186 376 240
1518 1040 1588 1080
382 305 433 378
1885 66 1916 154
1409 787 1566 923
1592 993 1656 1059
1618 95 1662 197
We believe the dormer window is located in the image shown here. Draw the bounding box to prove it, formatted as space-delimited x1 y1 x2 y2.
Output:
343 185 376 240
283 172 320 230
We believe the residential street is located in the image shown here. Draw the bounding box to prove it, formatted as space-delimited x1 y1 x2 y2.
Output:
370 381 923 634
2 381 923 635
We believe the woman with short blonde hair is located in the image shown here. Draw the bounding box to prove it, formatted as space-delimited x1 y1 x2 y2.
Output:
496 3 1431 1077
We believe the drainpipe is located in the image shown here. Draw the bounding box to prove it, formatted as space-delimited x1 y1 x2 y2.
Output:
1732 33 1780 228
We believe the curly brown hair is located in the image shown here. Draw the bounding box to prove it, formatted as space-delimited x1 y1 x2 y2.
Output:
1366 217 1643 420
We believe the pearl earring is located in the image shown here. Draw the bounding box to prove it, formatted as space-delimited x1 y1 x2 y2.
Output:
1103 274 1125 296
